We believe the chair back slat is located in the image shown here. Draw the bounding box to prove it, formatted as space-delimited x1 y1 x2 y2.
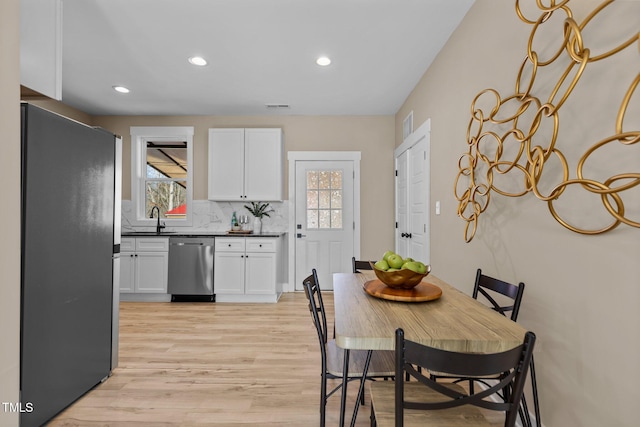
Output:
394 328 536 427
473 268 525 321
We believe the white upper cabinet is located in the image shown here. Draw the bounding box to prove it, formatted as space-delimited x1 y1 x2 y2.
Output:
20 0 62 100
208 128 283 201
208 128 245 200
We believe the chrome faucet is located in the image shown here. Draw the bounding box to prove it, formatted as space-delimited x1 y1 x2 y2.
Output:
150 206 165 234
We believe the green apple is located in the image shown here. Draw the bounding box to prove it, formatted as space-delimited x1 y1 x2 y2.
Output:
414 261 428 274
401 257 415 269
382 250 395 262
404 261 423 274
387 253 404 269
374 259 389 271
387 268 400 272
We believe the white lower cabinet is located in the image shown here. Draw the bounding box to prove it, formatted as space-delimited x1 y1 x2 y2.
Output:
214 236 283 303
120 237 169 300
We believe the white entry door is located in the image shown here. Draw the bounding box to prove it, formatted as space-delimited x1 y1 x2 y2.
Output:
294 160 355 290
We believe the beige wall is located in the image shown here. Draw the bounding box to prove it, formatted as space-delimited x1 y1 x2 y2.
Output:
92 115 396 260
0 0 21 425
396 1 640 426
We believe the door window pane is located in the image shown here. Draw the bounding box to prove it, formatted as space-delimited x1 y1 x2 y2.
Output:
319 190 331 209
331 171 342 189
307 210 318 229
319 171 331 189
319 210 331 228
307 190 319 209
307 171 318 189
306 169 343 229
331 190 342 209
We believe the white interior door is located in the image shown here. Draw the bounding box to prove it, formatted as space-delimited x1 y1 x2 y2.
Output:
395 120 430 265
294 160 355 290
408 137 429 263
395 151 409 257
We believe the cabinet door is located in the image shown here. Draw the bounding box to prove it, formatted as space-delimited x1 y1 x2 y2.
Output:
208 128 245 200
245 252 276 295
135 252 168 293
119 253 135 293
244 129 283 201
214 252 245 294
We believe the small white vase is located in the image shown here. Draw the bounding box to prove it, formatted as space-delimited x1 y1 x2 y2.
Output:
253 217 262 234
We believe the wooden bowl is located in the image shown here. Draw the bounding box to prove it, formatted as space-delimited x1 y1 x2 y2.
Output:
369 262 431 290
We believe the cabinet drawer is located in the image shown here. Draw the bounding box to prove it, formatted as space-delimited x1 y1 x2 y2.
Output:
246 238 277 253
121 238 136 252
136 237 169 252
215 238 246 252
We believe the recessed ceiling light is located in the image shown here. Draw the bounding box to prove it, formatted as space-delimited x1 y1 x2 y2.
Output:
188 56 208 66
112 86 130 93
316 56 331 66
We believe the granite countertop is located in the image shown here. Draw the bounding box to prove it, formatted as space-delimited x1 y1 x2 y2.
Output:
121 231 286 238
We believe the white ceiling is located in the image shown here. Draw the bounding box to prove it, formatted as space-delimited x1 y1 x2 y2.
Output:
61 0 475 116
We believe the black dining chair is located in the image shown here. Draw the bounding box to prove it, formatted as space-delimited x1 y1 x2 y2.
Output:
369 328 536 427
352 257 375 273
473 269 540 427
472 268 525 322
302 269 395 427
433 268 540 427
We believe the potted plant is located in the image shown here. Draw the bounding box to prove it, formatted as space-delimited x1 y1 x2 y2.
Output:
244 202 274 234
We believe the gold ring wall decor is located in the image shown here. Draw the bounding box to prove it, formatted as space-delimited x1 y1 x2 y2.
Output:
454 0 640 242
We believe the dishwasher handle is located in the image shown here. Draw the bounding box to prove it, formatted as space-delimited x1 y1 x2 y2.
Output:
169 237 215 247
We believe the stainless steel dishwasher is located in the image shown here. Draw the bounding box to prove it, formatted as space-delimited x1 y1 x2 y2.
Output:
168 237 215 302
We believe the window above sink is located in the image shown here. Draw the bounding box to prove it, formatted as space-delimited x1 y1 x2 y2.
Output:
130 126 194 227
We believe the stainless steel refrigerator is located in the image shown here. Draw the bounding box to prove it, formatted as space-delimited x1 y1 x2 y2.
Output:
20 103 120 427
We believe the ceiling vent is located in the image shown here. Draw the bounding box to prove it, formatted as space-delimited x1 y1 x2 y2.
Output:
265 104 291 109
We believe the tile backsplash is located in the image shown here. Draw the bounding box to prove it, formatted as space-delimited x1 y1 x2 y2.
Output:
121 200 289 233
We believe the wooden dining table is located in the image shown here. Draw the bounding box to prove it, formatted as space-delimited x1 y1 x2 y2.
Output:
332 271 528 427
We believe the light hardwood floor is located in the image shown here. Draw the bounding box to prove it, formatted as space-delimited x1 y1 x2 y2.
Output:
50 292 373 426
